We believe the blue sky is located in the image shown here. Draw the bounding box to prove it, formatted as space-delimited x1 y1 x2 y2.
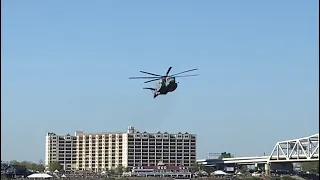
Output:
1 0 319 162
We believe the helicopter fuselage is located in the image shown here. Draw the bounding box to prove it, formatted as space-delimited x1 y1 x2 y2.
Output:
157 77 178 95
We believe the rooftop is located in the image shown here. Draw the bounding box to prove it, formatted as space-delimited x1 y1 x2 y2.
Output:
47 126 196 137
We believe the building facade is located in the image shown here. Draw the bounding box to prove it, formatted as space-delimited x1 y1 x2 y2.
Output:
45 126 196 172
45 133 77 170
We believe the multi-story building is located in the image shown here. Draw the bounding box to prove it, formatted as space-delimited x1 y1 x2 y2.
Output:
45 132 77 171
75 130 125 171
45 126 196 172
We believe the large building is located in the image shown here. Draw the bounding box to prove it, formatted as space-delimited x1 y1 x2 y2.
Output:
45 132 77 170
45 126 197 172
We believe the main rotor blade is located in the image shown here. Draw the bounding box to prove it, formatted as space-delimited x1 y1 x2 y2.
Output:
129 77 161 79
144 78 161 83
166 67 172 76
170 68 198 76
140 71 162 77
172 74 199 78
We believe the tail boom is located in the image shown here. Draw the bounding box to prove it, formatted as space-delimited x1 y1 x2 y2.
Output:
143 88 158 98
143 87 156 91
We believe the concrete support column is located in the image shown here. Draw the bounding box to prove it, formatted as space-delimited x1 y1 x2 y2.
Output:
264 162 270 176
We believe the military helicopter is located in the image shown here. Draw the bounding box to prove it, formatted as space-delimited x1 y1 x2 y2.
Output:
129 67 199 98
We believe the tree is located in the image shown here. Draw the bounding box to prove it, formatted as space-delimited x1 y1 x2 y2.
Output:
108 168 116 175
123 167 130 172
38 159 44 166
202 166 216 174
8 160 45 172
116 165 124 174
237 165 248 173
218 152 234 159
301 161 319 173
49 161 63 172
190 162 203 173
20 161 30 169
9 160 19 165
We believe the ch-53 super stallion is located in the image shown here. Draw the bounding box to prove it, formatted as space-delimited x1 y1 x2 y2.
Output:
129 67 199 98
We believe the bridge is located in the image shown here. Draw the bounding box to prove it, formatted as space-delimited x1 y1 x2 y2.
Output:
197 133 319 174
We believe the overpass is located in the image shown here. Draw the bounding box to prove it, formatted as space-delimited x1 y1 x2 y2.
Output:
197 133 319 174
222 156 269 164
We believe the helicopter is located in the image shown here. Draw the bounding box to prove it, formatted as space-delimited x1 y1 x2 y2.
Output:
129 67 199 98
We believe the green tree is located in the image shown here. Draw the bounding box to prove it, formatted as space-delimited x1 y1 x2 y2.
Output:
301 161 319 173
123 167 130 172
190 162 203 173
237 165 248 173
38 159 44 166
108 168 116 175
49 161 63 172
218 152 234 159
33 163 45 172
20 161 32 170
116 165 124 174
8 160 45 172
202 166 216 173
9 160 19 165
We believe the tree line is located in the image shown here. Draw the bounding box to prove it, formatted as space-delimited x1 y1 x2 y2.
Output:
7 160 45 172
6 160 65 172
4 160 130 174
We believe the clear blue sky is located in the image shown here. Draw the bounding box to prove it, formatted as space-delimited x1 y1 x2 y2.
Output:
1 0 319 162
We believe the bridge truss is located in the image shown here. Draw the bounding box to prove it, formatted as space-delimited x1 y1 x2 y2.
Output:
269 133 319 162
